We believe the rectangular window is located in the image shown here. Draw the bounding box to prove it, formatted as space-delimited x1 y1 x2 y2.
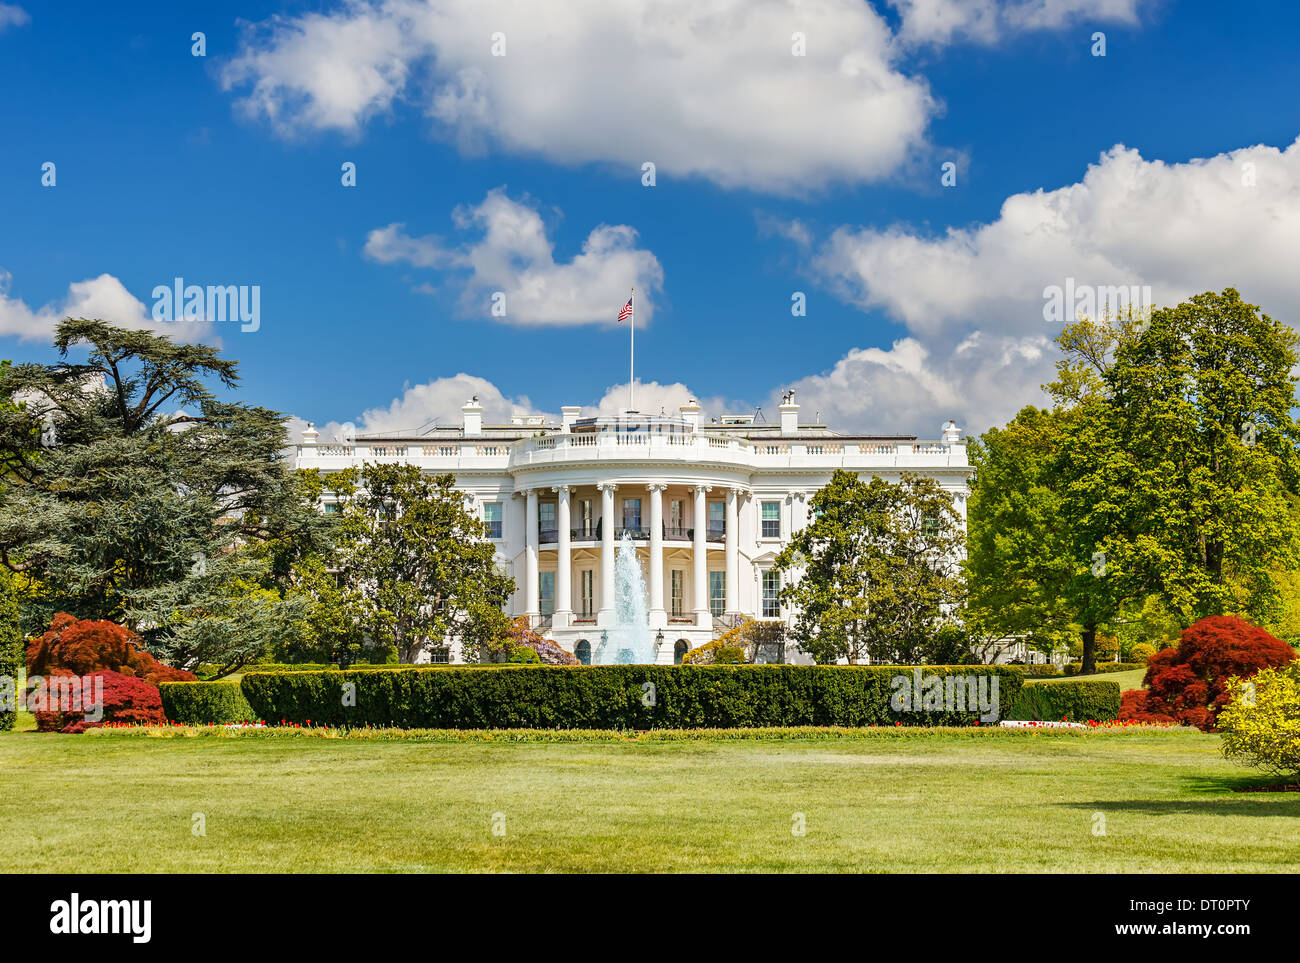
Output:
670 499 683 529
540 571 555 616
709 571 725 616
483 502 502 539
671 570 684 616
322 502 341 514
707 501 725 535
539 502 556 540
580 569 594 616
579 499 593 537
623 498 642 532
762 570 780 618
761 500 781 538
428 647 451 665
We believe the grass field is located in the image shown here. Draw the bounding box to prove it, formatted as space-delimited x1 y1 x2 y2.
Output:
1074 668 1147 690
1 727 1294 873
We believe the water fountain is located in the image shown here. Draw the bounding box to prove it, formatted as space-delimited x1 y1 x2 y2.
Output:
595 532 657 664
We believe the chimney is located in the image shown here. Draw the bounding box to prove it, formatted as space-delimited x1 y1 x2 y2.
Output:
561 406 582 432
462 396 483 436
301 422 319 445
679 398 701 432
779 389 799 435
941 419 961 445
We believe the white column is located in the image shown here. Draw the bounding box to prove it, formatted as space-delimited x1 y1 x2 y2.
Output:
525 489 540 619
725 487 739 616
599 482 616 622
648 483 665 626
692 485 710 626
555 485 571 624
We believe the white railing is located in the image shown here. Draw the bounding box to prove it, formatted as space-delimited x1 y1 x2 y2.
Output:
297 433 967 468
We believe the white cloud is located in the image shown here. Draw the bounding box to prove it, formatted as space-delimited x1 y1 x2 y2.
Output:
784 136 1300 435
890 0 1144 47
222 0 937 194
364 189 663 326
0 4 29 31
311 372 545 440
808 138 1300 340
0 270 214 343
781 333 1053 438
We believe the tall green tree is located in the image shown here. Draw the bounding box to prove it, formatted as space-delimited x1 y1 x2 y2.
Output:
333 463 513 663
1096 288 1300 621
974 289 1300 674
964 406 1077 661
0 319 330 663
775 470 964 664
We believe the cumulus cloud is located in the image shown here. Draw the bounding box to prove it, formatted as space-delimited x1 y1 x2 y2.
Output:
808 138 1300 339
783 137 1300 434
364 189 663 326
298 375 753 444
779 333 1054 437
309 372 546 441
0 270 215 343
890 0 1144 47
221 0 937 194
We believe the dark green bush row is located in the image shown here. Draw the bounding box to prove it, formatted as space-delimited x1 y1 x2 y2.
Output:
1023 664 1064 677
160 681 256 724
1006 679 1121 722
1064 662 1146 676
0 642 18 732
240 665 1024 729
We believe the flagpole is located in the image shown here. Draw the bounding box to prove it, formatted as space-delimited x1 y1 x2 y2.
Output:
629 286 635 411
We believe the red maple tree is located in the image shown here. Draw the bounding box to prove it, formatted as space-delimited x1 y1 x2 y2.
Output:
1120 615 1296 730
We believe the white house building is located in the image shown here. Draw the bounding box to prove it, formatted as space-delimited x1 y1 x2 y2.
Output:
294 393 972 664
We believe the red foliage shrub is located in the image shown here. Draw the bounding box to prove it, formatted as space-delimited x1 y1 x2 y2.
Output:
1118 615 1297 731
26 613 195 686
32 669 166 733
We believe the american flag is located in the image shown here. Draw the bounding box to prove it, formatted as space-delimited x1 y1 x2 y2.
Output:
617 297 633 324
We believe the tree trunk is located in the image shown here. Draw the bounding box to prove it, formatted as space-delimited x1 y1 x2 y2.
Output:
1080 624 1097 676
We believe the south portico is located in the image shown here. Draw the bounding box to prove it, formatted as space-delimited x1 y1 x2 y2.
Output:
511 473 751 664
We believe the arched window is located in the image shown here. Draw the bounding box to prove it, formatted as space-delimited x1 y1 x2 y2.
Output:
674 639 690 664
574 639 591 666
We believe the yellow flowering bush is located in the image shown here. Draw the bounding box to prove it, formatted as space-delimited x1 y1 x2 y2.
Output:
1218 665 1300 777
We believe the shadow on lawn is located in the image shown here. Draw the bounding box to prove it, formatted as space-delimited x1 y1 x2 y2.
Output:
1059 774 1300 817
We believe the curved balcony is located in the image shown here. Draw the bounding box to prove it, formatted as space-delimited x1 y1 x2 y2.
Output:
537 523 725 544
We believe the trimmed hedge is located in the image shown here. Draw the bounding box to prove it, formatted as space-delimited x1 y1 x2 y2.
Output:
240 664 1024 729
0 635 19 733
1064 662 1146 676
1006 679 1121 722
1023 664 1064 677
160 681 256 724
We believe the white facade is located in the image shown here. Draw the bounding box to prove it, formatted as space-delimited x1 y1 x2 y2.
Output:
294 395 972 664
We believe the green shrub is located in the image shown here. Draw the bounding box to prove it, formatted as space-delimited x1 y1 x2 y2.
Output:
713 646 746 664
1023 664 1064 677
241 664 1024 730
1006 679 1121 722
1129 643 1158 663
160 681 256 724
1064 662 1146 676
0 574 19 732
506 646 541 664
1218 665 1300 777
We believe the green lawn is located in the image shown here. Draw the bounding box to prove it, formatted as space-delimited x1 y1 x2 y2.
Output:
1 728 1294 872
1072 668 1147 690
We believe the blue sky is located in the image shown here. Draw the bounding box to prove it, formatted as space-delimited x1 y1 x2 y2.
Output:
2 0 1298 439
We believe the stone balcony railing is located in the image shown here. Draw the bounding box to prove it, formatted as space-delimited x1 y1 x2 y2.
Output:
297 433 968 470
